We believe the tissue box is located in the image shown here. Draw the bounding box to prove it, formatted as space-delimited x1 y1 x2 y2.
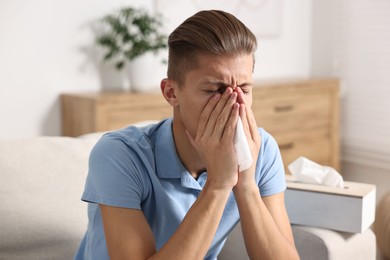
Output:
285 175 376 233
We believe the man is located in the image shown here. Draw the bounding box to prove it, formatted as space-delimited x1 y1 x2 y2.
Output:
75 10 299 260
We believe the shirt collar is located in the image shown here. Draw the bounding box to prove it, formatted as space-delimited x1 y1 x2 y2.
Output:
155 118 186 179
154 118 207 191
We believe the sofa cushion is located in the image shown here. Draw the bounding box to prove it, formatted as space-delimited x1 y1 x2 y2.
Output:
0 135 101 260
218 222 376 260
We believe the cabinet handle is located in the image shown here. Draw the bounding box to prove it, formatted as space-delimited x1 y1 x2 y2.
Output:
279 142 294 150
274 105 293 112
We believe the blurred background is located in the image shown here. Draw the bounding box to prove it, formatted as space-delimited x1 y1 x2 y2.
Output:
0 0 312 138
1 0 389 258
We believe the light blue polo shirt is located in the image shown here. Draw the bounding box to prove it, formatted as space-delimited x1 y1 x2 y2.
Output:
74 118 286 260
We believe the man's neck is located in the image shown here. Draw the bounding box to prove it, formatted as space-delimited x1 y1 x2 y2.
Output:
172 119 206 179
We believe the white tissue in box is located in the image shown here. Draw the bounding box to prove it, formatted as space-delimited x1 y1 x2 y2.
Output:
234 117 253 172
285 175 376 233
288 156 344 188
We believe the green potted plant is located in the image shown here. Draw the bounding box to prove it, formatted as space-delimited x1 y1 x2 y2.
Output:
96 6 167 91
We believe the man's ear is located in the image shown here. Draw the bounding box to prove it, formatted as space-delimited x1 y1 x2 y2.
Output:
160 78 179 107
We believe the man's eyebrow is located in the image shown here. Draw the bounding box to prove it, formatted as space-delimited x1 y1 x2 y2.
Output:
215 81 230 88
204 80 253 88
238 82 253 88
203 80 229 87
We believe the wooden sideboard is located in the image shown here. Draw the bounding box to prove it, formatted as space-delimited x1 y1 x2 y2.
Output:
251 79 340 172
61 91 171 137
61 78 340 172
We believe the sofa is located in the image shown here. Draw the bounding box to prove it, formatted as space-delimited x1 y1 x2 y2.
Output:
0 125 376 260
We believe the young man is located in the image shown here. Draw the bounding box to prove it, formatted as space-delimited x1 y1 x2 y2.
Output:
75 10 299 260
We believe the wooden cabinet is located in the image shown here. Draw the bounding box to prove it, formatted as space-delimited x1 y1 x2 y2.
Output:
252 79 340 172
61 78 339 172
61 92 172 137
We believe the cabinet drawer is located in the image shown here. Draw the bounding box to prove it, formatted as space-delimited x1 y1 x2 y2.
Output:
253 92 331 133
270 127 331 173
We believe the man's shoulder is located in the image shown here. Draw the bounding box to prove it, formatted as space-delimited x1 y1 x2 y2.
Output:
101 119 170 147
258 127 276 147
257 127 282 165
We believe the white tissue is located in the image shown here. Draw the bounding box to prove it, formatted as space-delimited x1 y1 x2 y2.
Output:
234 117 253 172
288 157 344 188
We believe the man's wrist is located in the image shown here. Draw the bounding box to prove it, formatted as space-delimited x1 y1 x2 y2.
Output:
233 182 259 198
204 169 238 192
204 178 235 194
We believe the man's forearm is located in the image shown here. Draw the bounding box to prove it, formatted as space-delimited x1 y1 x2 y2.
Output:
152 182 231 260
234 187 299 260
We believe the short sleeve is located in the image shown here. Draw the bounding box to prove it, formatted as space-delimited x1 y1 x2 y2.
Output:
81 133 150 209
256 129 287 197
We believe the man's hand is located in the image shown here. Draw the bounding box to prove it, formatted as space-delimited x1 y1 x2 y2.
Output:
231 89 299 260
186 87 240 190
233 87 261 191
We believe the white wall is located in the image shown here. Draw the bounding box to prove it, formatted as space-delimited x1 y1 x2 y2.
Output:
255 0 311 79
0 0 311 138
0 0 148 138
311 0 390 212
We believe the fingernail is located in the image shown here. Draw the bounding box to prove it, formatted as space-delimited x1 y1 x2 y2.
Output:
214 93 221 100
225 87 232 94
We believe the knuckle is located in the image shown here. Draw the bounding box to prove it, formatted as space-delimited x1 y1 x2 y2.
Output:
217 115 226 125
225 123 235 134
